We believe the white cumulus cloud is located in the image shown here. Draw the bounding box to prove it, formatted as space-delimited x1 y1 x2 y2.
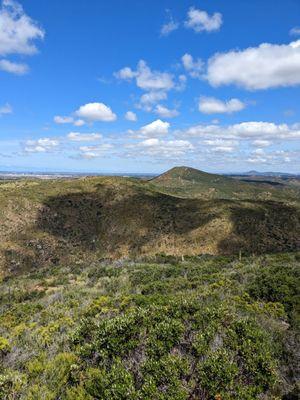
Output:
54 115 86 126
129 138 194 159
176 74 187 91
139 91 168 107
54 115 74 124
199 97 245 114
77 143 113 159
181 121 300 141
154 104 179 118
181 53 203 78
115 60 174 92
0 59 28 74
203 139 238 147
125 111 137 121
114 66 136 80
203 138 238 154
73 119 85 127
0 0 44 74
67 132 102 142
0 0 44 56
75 102 117 122
185 7 222 33
252 139 272 147
24 138 59 153
160 14 179 36
139 119 170 137
206 40 300 90
213 146 235 153
136 60 174 91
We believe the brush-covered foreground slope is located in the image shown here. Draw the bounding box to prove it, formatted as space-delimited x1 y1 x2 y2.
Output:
151 166 300 200
0 175 299 274
0 253 299 399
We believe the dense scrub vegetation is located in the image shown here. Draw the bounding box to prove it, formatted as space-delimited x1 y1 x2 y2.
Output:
0 252 299 399
0 174 299 273
0 171 299 398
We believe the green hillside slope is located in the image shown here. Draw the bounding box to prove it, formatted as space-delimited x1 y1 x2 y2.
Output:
0 174 299 275
151 166 300 201
0 171 299 399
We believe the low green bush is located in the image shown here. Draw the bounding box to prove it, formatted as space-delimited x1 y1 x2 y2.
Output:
0 252 298 399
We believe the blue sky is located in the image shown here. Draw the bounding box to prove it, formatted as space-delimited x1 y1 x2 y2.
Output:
0 0 300 173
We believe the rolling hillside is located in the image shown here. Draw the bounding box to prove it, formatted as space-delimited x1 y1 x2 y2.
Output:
0 170 299 275
151 166 300 200
0 170 299 399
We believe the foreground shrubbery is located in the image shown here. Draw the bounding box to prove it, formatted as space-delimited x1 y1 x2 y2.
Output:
0 253 299 399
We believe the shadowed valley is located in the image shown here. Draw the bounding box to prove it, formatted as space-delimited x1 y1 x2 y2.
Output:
1 167 299 274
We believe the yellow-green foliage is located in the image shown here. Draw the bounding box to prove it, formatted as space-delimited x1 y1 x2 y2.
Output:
0 336 10 353
0 252 299 399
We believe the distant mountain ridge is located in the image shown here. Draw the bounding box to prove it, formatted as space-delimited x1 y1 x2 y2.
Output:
150 166 300 201
230 170 300 177
0 169 299 274
153 166 226 182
